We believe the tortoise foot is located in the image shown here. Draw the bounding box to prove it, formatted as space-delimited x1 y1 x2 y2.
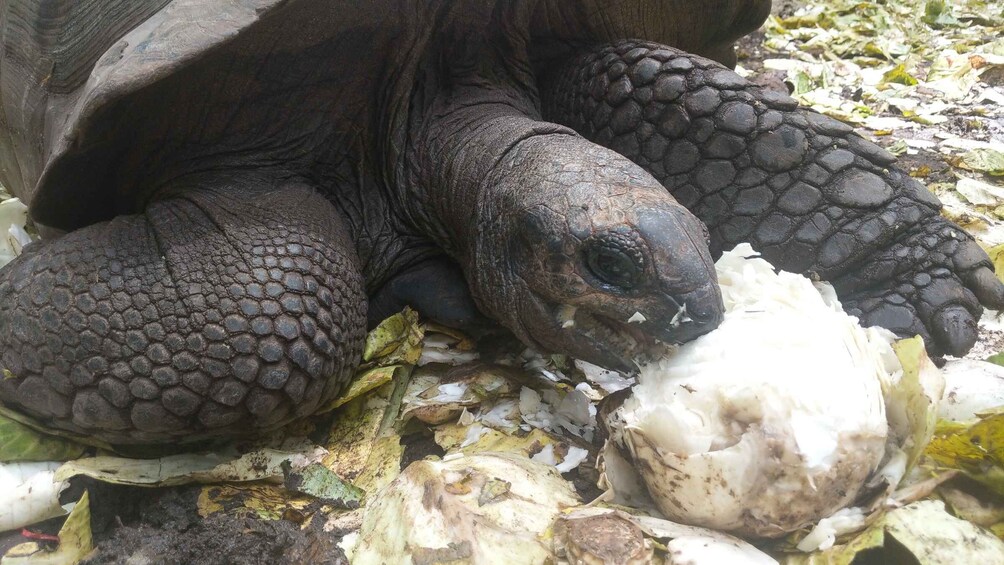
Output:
0 174 366 444
542 40 1004 356
835 217 1004 357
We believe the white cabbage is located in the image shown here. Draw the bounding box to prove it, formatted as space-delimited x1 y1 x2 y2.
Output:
0 198 30 268
610 243 893 537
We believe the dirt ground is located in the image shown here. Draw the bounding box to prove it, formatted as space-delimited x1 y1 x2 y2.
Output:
5 2 1001 562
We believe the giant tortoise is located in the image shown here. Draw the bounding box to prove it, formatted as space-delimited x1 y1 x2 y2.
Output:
0 0 1000 444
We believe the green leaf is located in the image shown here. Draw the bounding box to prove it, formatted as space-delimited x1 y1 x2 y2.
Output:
987 351 1004 367
0 415 87 463
960 149 1004 176
922 0 961 27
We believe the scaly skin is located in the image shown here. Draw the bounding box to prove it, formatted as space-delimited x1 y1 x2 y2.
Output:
542 40 1004 356
0 174 366 443
406 84 725 373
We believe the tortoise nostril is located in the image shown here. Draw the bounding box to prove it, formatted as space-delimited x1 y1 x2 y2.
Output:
687 305 724 325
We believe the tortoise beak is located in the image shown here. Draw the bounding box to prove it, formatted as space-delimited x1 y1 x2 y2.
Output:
650 283 725 345
632 205 725 345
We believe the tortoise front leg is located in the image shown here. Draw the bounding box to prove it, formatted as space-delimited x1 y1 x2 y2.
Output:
542 40 1004 356
0 173 367 444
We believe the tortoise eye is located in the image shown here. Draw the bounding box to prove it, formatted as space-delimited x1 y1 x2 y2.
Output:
585 241 643 289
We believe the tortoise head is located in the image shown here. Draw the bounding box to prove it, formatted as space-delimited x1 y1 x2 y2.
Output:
473 135 724 373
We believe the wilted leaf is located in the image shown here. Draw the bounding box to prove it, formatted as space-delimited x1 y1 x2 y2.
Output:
401 364 521 425
554 512 654 565
434 424 559 460
781 520 885 565
322 394 403 496
54 447 324 487
883 500 1004 562
2 491 92 565
922 0 961 27
350 453 579 565
780 499 1004 564
939 360 1004 422
0 462 69 532
0 198 30 269
626 512 777 564
889 336 945 471
988 244 1004 284
925 408 1004 495
421 323 476 351
956 177 1004 207
351 436 403 499
198 483 315 521
0 405 112 453
886 139 909 156
281 461 364 509
937 476 1004 527
362 308 423 365
323 365 400 412
0 416 86 463
959 148 1004 176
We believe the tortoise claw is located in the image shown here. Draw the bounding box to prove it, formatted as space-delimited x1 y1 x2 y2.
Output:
932 305 979 357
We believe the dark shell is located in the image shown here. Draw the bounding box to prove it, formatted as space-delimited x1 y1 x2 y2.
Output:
0 0 769 231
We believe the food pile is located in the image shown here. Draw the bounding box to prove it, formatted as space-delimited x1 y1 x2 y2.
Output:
607 244 894 538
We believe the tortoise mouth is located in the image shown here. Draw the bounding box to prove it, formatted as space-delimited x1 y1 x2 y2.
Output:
557 307 658 373
552 297 719 374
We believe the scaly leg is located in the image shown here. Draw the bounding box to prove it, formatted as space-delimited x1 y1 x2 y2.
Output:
0 173 367 444
542 40 1004 356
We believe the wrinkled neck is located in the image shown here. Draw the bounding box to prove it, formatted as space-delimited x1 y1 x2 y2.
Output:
405 97 575 262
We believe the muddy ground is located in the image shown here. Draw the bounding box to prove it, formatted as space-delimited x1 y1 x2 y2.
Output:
4 3 1000 563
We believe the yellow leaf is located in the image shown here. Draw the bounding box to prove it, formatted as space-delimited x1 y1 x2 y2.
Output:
2 491 93 565
988 244 1004 284
322 394 403 497
197 483 315 521
362 308 423 365
323 365 400 412
882 64 919 86
434 424 557 458
926 408 1004 495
